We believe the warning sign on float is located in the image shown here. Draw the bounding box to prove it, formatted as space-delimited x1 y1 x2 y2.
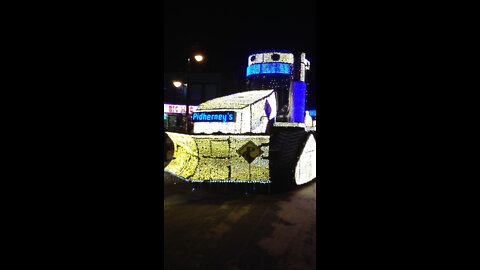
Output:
237 141 263 163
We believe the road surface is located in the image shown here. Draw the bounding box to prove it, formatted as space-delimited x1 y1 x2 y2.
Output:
164 162 316 270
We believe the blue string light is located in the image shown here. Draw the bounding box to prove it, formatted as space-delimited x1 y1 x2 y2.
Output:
246 63 291 76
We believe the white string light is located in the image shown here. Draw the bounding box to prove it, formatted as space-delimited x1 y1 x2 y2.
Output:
165 133 270 182
194 90 276 134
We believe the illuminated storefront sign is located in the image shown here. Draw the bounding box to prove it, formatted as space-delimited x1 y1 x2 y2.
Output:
192 111 235 122
163 104 198 114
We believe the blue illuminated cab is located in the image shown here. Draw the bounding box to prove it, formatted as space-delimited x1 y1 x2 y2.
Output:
246 50 293 119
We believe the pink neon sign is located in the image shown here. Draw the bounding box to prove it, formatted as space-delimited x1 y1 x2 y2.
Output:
163 104 198 114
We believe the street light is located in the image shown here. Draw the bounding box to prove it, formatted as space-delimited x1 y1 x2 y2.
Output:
194 54 204 62
185 53 204 133
172 81 182 88
172 80 187 102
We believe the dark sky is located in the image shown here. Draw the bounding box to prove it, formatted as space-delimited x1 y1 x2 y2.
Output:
164 0 317 108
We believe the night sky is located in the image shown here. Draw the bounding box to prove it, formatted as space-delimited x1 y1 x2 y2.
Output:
164 0 317 109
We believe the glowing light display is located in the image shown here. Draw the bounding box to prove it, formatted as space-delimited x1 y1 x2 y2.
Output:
248 52 294 66
237 141 264 163
299 52 310 82
165 132 271 183
304 111 313 127
197 90 274 110
163 50 316 187
273 122 306 128
194 90 276 134
246 63 291 76
290 81 306 123
295 134 316 185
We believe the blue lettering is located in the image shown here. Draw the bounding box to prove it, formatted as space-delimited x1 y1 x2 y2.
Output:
191 111 235 122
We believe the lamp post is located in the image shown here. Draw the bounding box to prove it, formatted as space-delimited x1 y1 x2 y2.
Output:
185 53 204 133
172 81 186 98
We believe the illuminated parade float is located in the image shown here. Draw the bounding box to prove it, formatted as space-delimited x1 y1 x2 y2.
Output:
165 51 316 189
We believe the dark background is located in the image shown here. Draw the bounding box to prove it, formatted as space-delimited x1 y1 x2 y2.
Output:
2 1 472 268
164 0 317 108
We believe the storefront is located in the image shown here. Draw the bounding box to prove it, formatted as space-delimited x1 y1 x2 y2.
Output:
164 104 198 132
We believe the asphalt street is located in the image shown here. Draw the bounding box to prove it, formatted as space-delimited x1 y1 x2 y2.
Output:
164 160 316 270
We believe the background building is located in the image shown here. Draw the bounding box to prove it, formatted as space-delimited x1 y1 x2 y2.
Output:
163 72 222 131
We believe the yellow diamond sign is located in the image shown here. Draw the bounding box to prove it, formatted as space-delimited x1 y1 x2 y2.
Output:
237 141 263 163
